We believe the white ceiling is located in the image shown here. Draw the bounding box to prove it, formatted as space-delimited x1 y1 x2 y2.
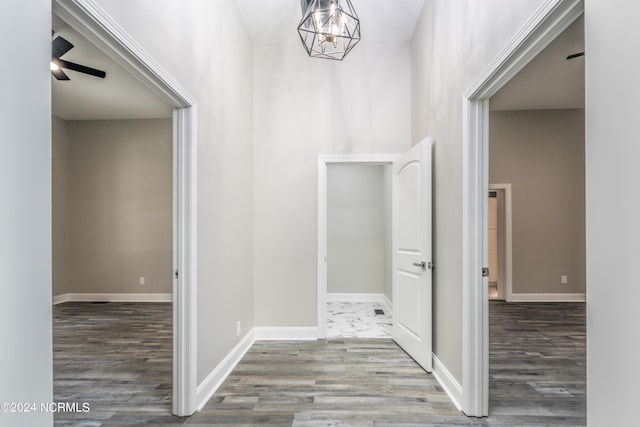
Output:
53 3 581 120
233 0 426 44
491 15 585 111
52 19 172 121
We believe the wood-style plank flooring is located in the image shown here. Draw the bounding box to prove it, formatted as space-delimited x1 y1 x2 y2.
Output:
53 301 585 426
486 301 586 425
53 302 180 425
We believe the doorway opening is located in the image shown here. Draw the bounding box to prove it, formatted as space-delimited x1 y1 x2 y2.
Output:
317 155 398 339
461 0 585 417
325 163 393 338
52 0 198 416
317 140 433 376
487 184 512 301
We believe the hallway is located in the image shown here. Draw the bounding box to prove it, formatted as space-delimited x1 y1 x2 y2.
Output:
52 302 585 425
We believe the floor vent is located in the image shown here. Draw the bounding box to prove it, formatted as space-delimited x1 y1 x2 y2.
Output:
91 301 110 304
374 309 385 315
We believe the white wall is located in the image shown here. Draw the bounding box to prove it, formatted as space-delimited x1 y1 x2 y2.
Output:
253 41 411 327
585 0 640 424
327 164 388 295
411 0 545 382
490 109 585 295
94 0 255 385
0 1 53 425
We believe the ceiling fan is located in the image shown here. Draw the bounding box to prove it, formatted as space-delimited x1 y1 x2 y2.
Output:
51 35 106 81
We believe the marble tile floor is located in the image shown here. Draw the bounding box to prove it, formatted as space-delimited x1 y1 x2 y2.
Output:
326 301 392 339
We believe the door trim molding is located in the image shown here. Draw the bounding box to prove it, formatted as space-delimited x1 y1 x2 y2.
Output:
461 0 584 416
53 0 198 416
317 155 400 338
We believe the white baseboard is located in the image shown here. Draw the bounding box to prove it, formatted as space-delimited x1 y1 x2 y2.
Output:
432 353 463 411
382 294 393 314
509 293 586 302
326 293 392 314
52 294 70 305
254 327 318 341
52 293 173 304
195 326 317 409
196 330 255 410
326 293 385 303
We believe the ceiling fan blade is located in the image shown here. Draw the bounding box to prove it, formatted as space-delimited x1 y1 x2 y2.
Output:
52 36 74 58
58 59 106 78
51 68 70 81
566 52 585 60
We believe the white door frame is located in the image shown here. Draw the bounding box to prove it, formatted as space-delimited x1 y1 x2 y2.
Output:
53 0 198 416
317 154 399 339
489 184 513 302
461 0 583 416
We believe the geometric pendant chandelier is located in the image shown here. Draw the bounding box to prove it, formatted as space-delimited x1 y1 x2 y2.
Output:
297 0 361 61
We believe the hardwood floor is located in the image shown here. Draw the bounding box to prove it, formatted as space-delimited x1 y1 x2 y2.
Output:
52 301 585 426
486 301 586 426
53 302 181 426
193 339 478 426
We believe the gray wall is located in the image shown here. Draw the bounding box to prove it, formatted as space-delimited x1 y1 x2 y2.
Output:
383 165 393 302
253 41 412 327
489 109 585 294
95 0 255 385
586 0 640 423
0 0 53 424
52 118 173 296
327 165 391 296
410 0 545 383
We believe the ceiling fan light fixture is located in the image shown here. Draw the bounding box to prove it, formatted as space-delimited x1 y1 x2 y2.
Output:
51 35 106 81
297 0 361 61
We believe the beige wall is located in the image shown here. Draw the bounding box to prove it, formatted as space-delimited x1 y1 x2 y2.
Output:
52 116 71 296
52 118 173 295
327 164 390 295
489 109 586 294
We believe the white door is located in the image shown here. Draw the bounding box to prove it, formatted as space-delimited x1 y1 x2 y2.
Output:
393 138 433 372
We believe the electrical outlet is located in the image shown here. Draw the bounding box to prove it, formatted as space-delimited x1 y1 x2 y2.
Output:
139 276 145 286
561 275 568 284
236 321 241 337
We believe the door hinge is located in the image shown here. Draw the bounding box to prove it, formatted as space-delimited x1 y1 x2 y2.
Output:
173 269 179 279
482 267 489 278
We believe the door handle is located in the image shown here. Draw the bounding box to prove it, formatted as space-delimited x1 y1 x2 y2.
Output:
412 261 434 270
